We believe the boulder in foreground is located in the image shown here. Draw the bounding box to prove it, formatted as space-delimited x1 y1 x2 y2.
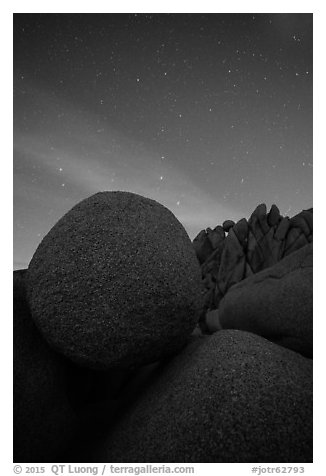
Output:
91 330 312 463
26 192 204 370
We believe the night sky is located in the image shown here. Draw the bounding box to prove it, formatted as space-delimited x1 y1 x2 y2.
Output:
13 13 313 270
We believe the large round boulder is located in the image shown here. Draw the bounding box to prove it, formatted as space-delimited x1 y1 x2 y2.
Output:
90 330 312 463
13 270 76 462
26 192 204 370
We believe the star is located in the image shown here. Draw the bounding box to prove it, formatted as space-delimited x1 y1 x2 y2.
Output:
13 13 313 271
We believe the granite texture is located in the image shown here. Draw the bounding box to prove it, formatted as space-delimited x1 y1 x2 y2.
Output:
91 330 312 463
26 191 205 370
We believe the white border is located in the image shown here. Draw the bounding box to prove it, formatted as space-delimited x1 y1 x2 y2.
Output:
4 2 325 473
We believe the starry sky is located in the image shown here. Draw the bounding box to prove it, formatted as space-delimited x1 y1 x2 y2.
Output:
13 13 313 270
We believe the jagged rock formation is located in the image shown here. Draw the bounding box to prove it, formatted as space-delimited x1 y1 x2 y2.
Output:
26 191 204 370
193 204 313 325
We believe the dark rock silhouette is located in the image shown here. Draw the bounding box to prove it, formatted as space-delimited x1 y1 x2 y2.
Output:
13 270 76 462
62 359 167 462
222 219 235 232
218 244 312 357
91 330 312 463
26 191 204 370
193 205 313 327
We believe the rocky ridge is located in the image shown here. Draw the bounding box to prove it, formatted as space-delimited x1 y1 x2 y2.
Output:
193 204 313 328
